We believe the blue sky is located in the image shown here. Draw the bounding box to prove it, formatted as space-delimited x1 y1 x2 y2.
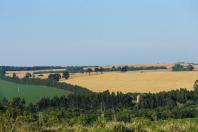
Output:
0 0 198 66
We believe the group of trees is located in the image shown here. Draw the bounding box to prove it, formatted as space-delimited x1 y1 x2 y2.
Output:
48 71 70 81
99 66 167 72
84 65 167 75
47 71 70 81
85 67 104 75
172 64 194 71
10 70 70 82
1 84 198 127
0 66 65 71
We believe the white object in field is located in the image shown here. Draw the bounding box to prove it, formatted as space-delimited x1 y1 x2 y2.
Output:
137 95 140 104
18 87 20 93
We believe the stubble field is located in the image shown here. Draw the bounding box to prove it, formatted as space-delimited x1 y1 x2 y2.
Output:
61 71 198 93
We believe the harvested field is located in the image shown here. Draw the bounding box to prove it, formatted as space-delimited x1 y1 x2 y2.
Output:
6 69 66 78
61 71 198 93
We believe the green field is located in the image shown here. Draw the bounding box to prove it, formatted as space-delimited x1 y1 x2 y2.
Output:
0 80 71 103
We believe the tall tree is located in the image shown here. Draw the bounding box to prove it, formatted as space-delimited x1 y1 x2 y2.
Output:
193 80 198 92
186 65 194 71
62 71 70 79
99 67 104 74
0 67 6 77
87 68 93 76
94 67 99 74
24 72 32 79
48 74 61 81
121 66 128 72
112 66 116 71
12 73 17 78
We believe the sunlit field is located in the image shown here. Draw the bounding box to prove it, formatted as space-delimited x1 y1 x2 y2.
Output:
62 71 198 93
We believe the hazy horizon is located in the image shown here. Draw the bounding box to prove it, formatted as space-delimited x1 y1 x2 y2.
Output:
0 0 198 66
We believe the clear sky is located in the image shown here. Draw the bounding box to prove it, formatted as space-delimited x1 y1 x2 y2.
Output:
0 0 198 66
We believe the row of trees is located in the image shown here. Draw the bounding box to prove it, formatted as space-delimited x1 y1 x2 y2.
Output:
47 71 70 81
32 65 168 76
34 86 198 112
0 73 92 94
0 66 65 71
88 66 167 73
172 64 194 71
10 70 70 81
79 65 167 75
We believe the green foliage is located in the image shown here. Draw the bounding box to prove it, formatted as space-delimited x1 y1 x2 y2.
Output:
193 80 198 92
121 66 128 72
96 65 167 72
99 67 104 74
0 66 65 71
0 93 198 131
48 74 61 81
172 64 194 71
94 67 99 73
86 68 93 75
12 73 17 78
24 72 32 79
62 71 70 79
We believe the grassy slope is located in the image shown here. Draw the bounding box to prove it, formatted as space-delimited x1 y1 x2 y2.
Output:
7 118 198 131
0 80 71 103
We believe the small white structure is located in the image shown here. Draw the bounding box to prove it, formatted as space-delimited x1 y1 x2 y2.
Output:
136 95 140 104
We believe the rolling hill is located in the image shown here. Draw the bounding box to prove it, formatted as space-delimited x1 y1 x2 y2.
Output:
0 79 71 103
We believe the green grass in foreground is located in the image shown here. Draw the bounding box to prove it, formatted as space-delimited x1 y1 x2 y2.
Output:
2 117 198 132
0 79 71 103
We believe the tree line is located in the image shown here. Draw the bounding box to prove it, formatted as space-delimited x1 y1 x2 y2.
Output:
172 64 194 71
1 85 198 126
0 73 92 94
0 66 65 71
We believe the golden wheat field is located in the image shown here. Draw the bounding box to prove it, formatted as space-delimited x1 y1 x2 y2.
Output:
61 71 198 93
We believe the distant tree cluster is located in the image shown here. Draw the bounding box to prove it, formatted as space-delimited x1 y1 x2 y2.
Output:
0 69 6 76
172 64 194 71
100 66 167 72
48 74 61 81
0 66 65 71
85 67 104 75
47 70 70 81
62 71 70 79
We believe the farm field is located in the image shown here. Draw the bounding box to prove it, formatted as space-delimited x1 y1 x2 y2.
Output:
0 79 71 103
62 71 198 93
6 68 66 79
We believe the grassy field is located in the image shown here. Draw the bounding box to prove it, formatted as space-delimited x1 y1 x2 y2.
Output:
0 80 71 103
62 71 198 93
2 117 198 131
